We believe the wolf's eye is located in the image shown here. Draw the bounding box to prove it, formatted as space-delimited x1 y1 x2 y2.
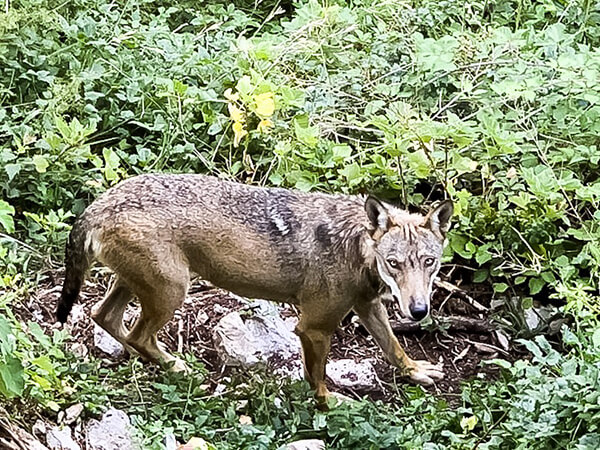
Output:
387 258 400 269
424 257 435 267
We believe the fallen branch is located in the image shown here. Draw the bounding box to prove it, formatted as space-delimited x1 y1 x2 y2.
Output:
391 315 493 334
434 279 488 312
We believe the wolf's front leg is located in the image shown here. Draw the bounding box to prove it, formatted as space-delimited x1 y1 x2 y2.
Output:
295 320 333 402
354 298 443 385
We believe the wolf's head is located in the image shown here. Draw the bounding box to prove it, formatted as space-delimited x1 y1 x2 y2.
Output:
365 197 453 321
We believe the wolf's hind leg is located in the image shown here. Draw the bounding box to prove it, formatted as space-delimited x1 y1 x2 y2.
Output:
91 277 138 355
125 271 189 372
354 298 444 385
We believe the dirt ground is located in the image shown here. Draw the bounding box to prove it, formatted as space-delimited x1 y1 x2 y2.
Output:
13 269 521 404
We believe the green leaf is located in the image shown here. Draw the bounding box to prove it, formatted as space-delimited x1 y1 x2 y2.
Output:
0 200 15 233
102 148 121 181
4 163 21 181
528 277 545 295
236 75 252 97
32 155 49 173
32 356 55 375
293 115 319 147
279 87 305 108
460 415 478 432
475 244 493 264
365 100 386 116
0 356 25 398
472 269 488 283
332 145 352 162
406 150 431 178
490 359 512 369
493 283 509 293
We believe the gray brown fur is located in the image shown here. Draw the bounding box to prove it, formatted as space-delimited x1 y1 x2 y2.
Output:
57 174 453 400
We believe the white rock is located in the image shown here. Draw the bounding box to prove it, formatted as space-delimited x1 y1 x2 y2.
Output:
213 303 231 315
86 408 138 450
212 312 261 367
285 439 326 450
244 314 301 359
212 306 301 368
46 425 80 450
524 308 540 330
164 433 177 450
93 325 124 357
327 359 379 389
63 403 84 425
69 343 88 358
69 304 86 323
32 419 47 437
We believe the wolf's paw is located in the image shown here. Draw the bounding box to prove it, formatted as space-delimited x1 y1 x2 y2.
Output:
408 359 444 385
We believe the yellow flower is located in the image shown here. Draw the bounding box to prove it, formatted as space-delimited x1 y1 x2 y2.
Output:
253 92 275 117
232 121 248 147
224 88 239 102
460 415 478 432
257 118 274 133
228 103 245 123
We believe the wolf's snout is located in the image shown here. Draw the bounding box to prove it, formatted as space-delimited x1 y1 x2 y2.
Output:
409 302 429 321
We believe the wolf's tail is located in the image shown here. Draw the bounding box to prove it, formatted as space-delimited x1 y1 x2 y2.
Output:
56 218 90 323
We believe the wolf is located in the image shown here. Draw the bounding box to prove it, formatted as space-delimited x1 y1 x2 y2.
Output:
56 174 452 401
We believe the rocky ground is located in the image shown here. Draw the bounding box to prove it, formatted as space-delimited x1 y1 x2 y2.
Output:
4 269 522 449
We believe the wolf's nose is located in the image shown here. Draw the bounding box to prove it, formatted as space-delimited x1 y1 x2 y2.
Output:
410 304 429 321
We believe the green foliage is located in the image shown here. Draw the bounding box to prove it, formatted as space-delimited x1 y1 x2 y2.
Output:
1 0 600 447
0 291 71 409
0 314 25 398
3 311 597 449
1 0 599 305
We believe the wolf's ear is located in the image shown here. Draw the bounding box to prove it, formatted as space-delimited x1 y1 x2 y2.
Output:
424 200 453 239
365 196 390 234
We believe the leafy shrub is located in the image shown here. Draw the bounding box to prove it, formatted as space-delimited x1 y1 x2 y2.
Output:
1 0 600 307
1 0 600 447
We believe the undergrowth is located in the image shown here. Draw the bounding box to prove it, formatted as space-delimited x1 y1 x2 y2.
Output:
2 288 599 448
1 0 600 448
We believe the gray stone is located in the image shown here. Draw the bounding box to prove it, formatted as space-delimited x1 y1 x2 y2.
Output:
244 316 301 360
93 325 124 357
212 312 261 367
327 359 379 389
212 304 301 368
524 305 556 331
86 408 138 450
524 307 540 330
46 426 80 450
69 304 86 324
63 403 84 425
285 439 326 450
